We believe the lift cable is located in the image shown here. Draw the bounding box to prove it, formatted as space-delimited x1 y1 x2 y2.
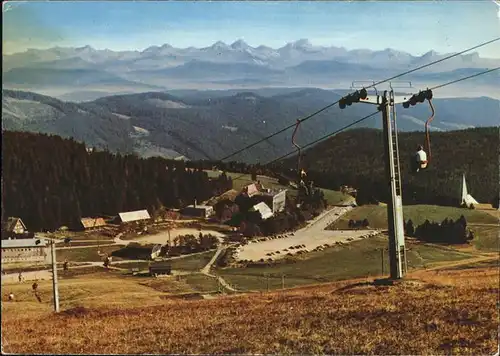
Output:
225 65 500 184
218 38 500 162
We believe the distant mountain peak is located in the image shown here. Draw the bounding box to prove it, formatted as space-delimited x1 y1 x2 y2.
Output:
142 43 174 54
377 48 410 59
288 39 313 49
75 45 95 52
256 45 273 51
463 52 480 60
143 45 160 53
230 39 250 50
421 50 440 58
209 41 229 50
382 48 401 54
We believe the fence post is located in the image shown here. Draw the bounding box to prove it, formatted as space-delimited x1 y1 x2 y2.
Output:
381 248 384 275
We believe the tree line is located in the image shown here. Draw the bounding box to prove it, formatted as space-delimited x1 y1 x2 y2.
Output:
404 216 474 244
182 127 499 208
165 233 218 256
276 127 499 207
3 131 232 231
5 126 494 231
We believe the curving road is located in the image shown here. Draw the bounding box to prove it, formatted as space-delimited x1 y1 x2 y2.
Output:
199 236 237 292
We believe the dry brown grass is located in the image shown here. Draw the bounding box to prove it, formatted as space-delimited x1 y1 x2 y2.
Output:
475 205 500 219
2 264 498 355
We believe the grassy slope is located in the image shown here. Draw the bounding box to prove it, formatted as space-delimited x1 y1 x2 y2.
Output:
56 245 123 262
2 266 497 355
169 251 215 271
469 225 500 252
182 273 220 293
330 204 498 229
329 204 499 251
205 170 352 205
96 251 215 272
217 237 473 291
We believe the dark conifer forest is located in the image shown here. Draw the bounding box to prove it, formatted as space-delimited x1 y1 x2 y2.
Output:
3 131 232 231
277 127 499 206
168 127 499 208
3 126 498 232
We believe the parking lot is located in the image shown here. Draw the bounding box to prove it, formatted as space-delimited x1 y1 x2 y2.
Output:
235 206 381 261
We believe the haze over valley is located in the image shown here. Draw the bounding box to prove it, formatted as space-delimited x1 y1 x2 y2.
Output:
3 40 499 102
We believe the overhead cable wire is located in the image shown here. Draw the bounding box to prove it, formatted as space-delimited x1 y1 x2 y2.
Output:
226 65 500 184
266 111 380 166
218 37 500 162
229 111 380 183
429 66 500 91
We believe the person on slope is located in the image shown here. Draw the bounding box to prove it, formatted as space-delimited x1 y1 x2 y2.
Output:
415 145 428 172
32 281 42 303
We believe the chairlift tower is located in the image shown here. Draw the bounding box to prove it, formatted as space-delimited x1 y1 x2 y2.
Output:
340 81 420 279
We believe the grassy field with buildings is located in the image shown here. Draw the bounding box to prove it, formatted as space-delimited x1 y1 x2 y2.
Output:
2 200 497 354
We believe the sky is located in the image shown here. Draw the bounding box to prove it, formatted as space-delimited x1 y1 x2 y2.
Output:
3 1 500 58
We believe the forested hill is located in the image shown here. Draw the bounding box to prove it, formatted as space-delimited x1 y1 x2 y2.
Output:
2 131 232 231
278 127 498 206
3 88 499 164
3 127 498 230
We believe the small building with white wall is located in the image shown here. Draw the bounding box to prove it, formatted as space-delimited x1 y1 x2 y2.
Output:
116 210 151 224
1 238 51 265
2 217 27 235
461 174 479 207
252 202 274 220
181 201 214 218
79 217 107 231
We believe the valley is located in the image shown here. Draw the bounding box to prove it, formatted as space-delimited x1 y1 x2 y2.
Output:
2 89 499 163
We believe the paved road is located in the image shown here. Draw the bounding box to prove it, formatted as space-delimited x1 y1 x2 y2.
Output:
201 247 223 275
198 236 237 292
236 206 380 262
56 243 119 250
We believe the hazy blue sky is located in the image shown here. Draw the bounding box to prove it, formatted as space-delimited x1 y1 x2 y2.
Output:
3 1 500 58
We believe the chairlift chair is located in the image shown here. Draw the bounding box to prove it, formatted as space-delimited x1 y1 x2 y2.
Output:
412 91 435 173
292 120 306 180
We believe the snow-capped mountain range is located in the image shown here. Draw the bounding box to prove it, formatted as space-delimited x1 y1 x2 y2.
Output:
3 39 499 102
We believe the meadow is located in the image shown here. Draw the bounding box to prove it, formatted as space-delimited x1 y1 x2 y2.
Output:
2 263 497 355
216 236 474 291
328 204 498 230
